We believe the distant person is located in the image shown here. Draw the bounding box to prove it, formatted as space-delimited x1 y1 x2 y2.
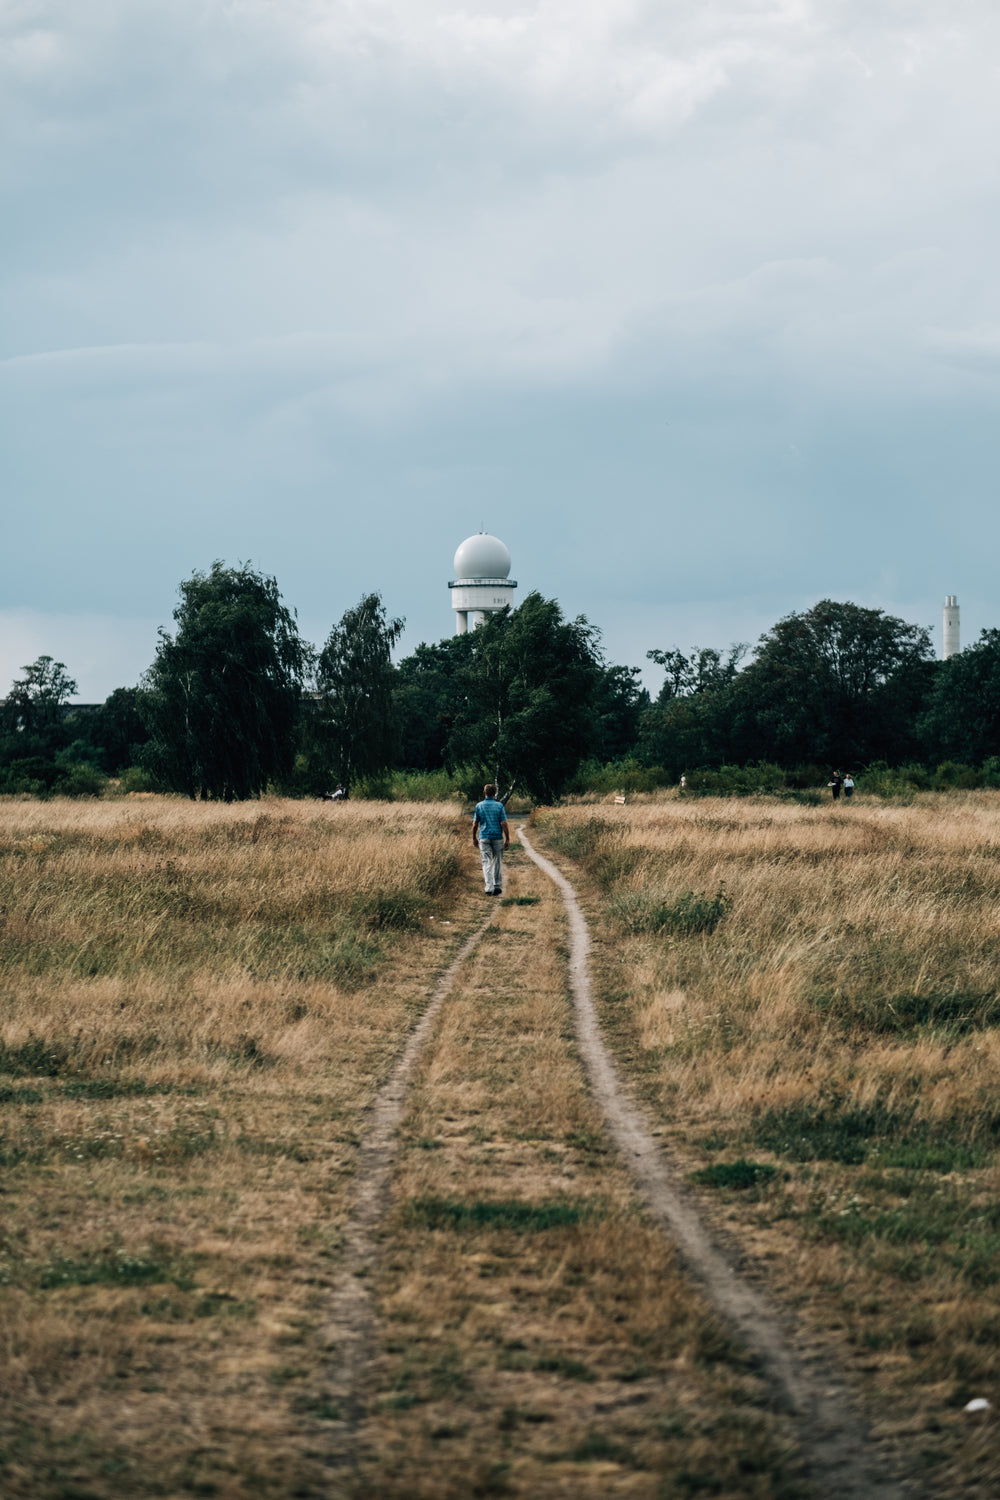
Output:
473 784 509 896
843 774 855 799
828 772 842 802
321 786 347 802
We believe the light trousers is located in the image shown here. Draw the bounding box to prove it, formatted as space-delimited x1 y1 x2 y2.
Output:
479 839 504 892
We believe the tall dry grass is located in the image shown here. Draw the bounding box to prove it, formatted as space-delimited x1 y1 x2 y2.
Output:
537 792 1000 1496
0 795 473 1500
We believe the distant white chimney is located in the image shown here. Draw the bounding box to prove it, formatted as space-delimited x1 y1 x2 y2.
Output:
943 595 960 659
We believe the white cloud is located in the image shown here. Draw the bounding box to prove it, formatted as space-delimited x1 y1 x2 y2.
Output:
3 0 1000 676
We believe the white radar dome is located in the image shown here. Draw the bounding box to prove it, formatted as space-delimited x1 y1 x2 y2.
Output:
453 533 511 580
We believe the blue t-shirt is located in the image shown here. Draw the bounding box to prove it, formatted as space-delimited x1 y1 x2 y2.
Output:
474 798 507 840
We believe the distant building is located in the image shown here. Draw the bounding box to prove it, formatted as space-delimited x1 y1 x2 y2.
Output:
943 595 960 659
450 533 517 634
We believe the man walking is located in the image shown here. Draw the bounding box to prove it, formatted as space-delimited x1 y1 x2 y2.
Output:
473 784 509 896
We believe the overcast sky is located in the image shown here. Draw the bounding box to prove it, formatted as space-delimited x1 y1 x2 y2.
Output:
3 0 999 699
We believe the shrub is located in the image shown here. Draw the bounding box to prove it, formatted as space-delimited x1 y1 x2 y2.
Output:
681 763 787 797
386 769 466 802
53 762 108 797
0 757 61 795
931 761 981 790
568 759 674 796
855 762 926 798
116 766 163 794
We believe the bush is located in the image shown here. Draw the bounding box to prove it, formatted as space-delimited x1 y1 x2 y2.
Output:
387 769 465 802
568 759 674 796
931 762 981 790
352 772 394 800
115 766 164 795
681 763 787 797
52 762 108 798
0 757 62 795
784 764 829 790
861 763 921 797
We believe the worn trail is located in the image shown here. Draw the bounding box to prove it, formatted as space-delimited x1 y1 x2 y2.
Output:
518 824 915 1500
318 911 494 1465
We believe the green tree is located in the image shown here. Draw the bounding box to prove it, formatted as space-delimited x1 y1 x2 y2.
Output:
636 645 746 776
449 592 606 802
728 600 933 767
920 630 1000 764
393 635 474 771
647 645 747 705
140 562 308 800
2 656 78 738
69 687 151 774
591 663 649 762
315 593 405 794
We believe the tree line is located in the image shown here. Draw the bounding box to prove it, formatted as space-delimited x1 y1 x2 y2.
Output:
2 563 999 801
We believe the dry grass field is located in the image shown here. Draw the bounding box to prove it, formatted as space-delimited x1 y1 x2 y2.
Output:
2 794 811 1500
536 790 1000 1497
7 787 999 1497
0 796 470 1498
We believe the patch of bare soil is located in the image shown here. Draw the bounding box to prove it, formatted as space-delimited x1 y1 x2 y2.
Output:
517 825 917 1500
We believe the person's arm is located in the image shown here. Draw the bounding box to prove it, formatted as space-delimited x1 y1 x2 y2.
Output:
473 814 480 848
501 812 510 849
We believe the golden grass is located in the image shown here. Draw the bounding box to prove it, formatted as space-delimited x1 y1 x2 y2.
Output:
0 795 477 1499
536 791 1000 1496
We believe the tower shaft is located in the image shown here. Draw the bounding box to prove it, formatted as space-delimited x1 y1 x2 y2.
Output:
943 595 960 659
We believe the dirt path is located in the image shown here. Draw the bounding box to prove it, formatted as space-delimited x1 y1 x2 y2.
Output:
319 911 495 1463
517 824 916 1500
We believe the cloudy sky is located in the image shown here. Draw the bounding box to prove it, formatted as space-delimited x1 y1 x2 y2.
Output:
3 0 999 699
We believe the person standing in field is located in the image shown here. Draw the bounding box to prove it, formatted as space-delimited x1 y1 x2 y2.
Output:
473 784 509 896
843 774 855 798
828 772 842 801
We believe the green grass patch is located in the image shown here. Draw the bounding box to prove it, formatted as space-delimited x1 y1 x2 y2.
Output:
495 1341 596 1381
62 1078 157 1100
0 1084 44 1104
807 1193 1000 1288
569 1430 639 1465
194 1292 256 1318
750 1097 995 1169
39 1247 193 1291
690 1159 779 1190
499 895 539 906
609 886 730 936
0 1033 71 1077
405 1196 597 1233
352 889 425 931
825 989 1000 1037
